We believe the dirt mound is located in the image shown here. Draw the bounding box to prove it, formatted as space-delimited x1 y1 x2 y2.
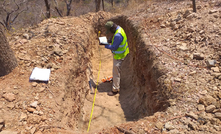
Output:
0 11 115 133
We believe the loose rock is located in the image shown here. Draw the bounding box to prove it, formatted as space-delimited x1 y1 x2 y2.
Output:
160 24 166 28
32 82 38 87
39 87 45 92
155 122 163 130
206 60 216 67
20 113 27 121
2 93 16 102
211 73 221 78
23 33 29 40
188 121 198 130
27 115 41 124
30 127 36 134
209 10 218 14
179 45 188 51
214 112 221 119
7 103 14 109
211 67 219 72
27 107 36 113
54 47 63 56
165 122 174 130
197 104 205 111
199 95 216 106
183 10 191 18
30 101 38 108
193 53 204 60
205 105 216 113
186 111 198 120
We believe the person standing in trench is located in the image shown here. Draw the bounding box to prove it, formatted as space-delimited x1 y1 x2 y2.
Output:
100 21 129 96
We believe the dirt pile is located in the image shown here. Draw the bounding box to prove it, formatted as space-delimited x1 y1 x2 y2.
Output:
0 11 113 134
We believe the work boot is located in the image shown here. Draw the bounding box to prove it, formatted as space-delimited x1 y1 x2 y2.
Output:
107 91 118 96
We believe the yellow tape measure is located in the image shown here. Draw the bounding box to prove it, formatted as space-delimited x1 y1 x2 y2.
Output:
87 31 101 132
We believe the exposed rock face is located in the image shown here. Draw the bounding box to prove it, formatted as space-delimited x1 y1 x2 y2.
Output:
0 26 18 77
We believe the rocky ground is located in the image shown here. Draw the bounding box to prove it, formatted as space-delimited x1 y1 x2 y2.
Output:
98 0 221 134
0 11 114 134
0 0 221 134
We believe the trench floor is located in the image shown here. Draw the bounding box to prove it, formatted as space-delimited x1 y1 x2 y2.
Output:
79 46 127 132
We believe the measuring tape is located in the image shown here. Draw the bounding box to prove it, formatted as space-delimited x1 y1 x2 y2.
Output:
87 31 101 132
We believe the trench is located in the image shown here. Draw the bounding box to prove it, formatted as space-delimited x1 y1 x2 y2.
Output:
62 14 170 133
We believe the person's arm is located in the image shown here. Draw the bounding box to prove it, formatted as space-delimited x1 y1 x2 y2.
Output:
105 33 123 51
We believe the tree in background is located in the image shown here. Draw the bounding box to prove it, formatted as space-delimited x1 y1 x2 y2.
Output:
0 25 18 77
44 0 51 18
95 0 104 12
0 0 28 30
0 0 128 31
53 0 73 17
192 0 196 12
66 0 73 16
95 0 101 12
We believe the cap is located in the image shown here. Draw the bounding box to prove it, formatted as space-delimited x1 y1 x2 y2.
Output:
105 21 114 34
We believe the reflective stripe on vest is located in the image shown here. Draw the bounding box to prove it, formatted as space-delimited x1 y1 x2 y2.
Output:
118 40 127 48
113 45 128 54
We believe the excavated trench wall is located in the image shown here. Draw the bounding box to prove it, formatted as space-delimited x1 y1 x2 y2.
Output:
107 15 170 119
61 13 170 131
60 17 99 130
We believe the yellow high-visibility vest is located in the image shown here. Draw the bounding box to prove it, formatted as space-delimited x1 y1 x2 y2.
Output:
112 27 129 60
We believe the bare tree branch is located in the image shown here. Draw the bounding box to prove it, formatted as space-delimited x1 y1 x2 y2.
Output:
3 20 6 26
53 0 72 16
1 0 28 30
55 7 63 17
64 0 68 5
2 0 10 13
0 22 6 28
53 0 63 17
11 6 28 24
41 9 46 19
13 0 21 13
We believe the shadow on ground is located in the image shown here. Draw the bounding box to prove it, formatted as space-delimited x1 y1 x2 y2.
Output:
96 54 139 122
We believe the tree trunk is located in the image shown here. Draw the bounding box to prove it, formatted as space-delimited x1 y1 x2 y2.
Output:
66 0 73 16
0 26 17 77
95 0 101 12
44 0 51 18
102 0 104 11
192 0 196 12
